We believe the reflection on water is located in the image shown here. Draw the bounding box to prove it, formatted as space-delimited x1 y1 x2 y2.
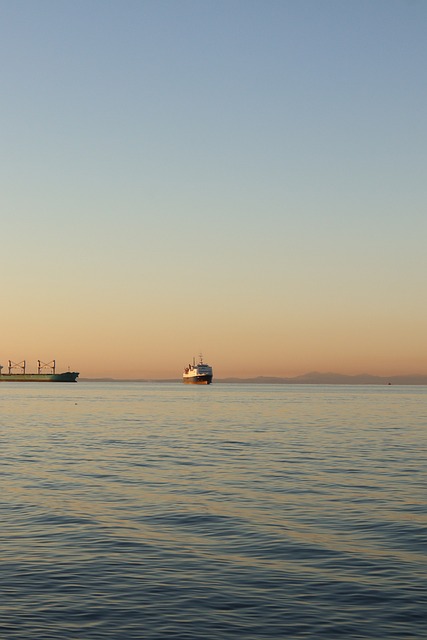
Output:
1 383 426 638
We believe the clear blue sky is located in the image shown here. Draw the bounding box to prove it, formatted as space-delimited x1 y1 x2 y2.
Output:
1 0 426 377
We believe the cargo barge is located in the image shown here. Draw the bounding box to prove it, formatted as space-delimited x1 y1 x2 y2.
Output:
0 360 79 382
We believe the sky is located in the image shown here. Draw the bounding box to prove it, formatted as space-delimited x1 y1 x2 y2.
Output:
1 0 426 379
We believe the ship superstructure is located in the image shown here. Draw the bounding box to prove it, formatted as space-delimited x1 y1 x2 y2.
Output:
183 355 213 385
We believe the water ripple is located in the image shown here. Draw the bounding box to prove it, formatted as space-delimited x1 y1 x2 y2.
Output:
1 383 426 638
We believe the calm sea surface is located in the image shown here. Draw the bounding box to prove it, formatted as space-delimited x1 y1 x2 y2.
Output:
1 382 426 639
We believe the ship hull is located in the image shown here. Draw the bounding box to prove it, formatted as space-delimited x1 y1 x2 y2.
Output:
183 374 212 385
0 372 79 382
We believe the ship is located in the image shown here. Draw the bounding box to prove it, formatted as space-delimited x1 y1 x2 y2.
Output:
0 360 79 382
183 355 213 385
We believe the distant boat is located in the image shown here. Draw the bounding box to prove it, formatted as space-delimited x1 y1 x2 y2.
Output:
183 355 213 385
0 360 79 382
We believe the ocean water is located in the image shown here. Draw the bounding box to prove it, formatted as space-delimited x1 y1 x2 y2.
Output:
1 382 426 639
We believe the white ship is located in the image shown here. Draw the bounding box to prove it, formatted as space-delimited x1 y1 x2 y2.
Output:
183 355 213 384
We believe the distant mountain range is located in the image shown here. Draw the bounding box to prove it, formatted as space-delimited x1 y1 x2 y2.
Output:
217 372 427 385
81 372 427 385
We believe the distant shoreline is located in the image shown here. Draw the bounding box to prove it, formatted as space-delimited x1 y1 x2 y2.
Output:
80 373 427 385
